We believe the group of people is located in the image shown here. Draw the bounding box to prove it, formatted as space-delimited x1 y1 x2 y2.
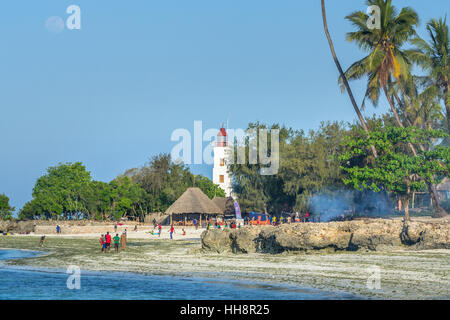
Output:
99 230 127 253
150 222 177 239
206 221 240 230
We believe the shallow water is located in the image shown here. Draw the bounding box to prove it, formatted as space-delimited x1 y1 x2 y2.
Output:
0 249 358 300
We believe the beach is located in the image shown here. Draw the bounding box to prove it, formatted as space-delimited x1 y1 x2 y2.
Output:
1 227 449 300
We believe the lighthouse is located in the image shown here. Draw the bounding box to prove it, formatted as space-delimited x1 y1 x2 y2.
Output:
213 126 233 197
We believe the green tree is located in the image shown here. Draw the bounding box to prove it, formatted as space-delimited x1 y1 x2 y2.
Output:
109 176 147 221
0 194 14 220
409 17 450 132
340 125 449 220
25 162 92 220
125 153 224 213
193 175 225 199
321 0 378 158
341 0 418 127
341 0 447 216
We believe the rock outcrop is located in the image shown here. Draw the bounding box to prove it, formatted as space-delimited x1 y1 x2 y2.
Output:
201 219 450 253
0 220 35 234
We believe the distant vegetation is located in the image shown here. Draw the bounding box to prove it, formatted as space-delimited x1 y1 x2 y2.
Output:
0 194 14 220
1 0 449 221
18 154 224 221
320 0 450 218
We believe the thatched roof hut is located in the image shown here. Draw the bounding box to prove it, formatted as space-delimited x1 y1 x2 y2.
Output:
213 197 235 217
165 188 223 225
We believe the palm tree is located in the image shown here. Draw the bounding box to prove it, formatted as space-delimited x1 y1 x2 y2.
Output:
340 0 447 217
340 0 418 128
408 17 450 133
396 78 444 133
321 0 378 159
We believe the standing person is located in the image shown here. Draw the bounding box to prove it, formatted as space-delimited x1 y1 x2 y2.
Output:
134 225 138 231
120 232 127 251
169 225 174 240
114 223 118 233
113 234 120 253
105 232 112 253
56 225 60 234
39 235 45 247
193 218 197 230
99 234 105 252
158 224 162 237
152 218 156 228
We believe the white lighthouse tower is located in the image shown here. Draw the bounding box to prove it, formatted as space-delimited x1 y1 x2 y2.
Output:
213 126 233 197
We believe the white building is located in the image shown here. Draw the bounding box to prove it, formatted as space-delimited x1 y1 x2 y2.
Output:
213 126 233 197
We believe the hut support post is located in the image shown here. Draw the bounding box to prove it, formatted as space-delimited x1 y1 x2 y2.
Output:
199 214 202 228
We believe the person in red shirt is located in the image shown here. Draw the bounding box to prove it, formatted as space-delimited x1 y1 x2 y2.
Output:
99 234 105 253
169 225 174 240
105 232 112 252
158 224 162 237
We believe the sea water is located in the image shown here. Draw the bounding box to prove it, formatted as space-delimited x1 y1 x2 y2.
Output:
0 249 358 300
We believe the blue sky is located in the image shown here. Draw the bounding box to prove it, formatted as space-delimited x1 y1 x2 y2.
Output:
0 0 448 213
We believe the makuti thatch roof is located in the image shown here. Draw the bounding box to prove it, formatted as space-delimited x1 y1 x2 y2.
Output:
213 197 235 216
165 187 224 215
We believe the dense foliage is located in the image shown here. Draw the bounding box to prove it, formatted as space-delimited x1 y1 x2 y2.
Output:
0 194 14 220
18 154 224 221
339 124 449 219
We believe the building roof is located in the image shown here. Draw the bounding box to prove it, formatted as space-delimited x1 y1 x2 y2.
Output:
165 187 224 215
212 197 235 216
437 177 450 191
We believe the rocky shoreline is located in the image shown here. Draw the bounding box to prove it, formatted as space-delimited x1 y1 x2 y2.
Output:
201 218 450 253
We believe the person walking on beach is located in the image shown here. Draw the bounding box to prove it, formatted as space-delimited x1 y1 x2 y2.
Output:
39 235 45 247
99 234 105 252
158 224 162 237
120 231 127 251
169 225 174 240
113 234 120 253
193 218 198 230
114 223 118 233
105 232 112 253
56 225 60 234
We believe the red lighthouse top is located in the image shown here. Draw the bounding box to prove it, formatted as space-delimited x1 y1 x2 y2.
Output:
217 126 228 147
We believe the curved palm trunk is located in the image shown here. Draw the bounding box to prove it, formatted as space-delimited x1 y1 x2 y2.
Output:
321 0 378 159
384 87 448 218
445 82 450 134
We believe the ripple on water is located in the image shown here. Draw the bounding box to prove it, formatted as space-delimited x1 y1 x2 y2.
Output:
0 249 360 300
